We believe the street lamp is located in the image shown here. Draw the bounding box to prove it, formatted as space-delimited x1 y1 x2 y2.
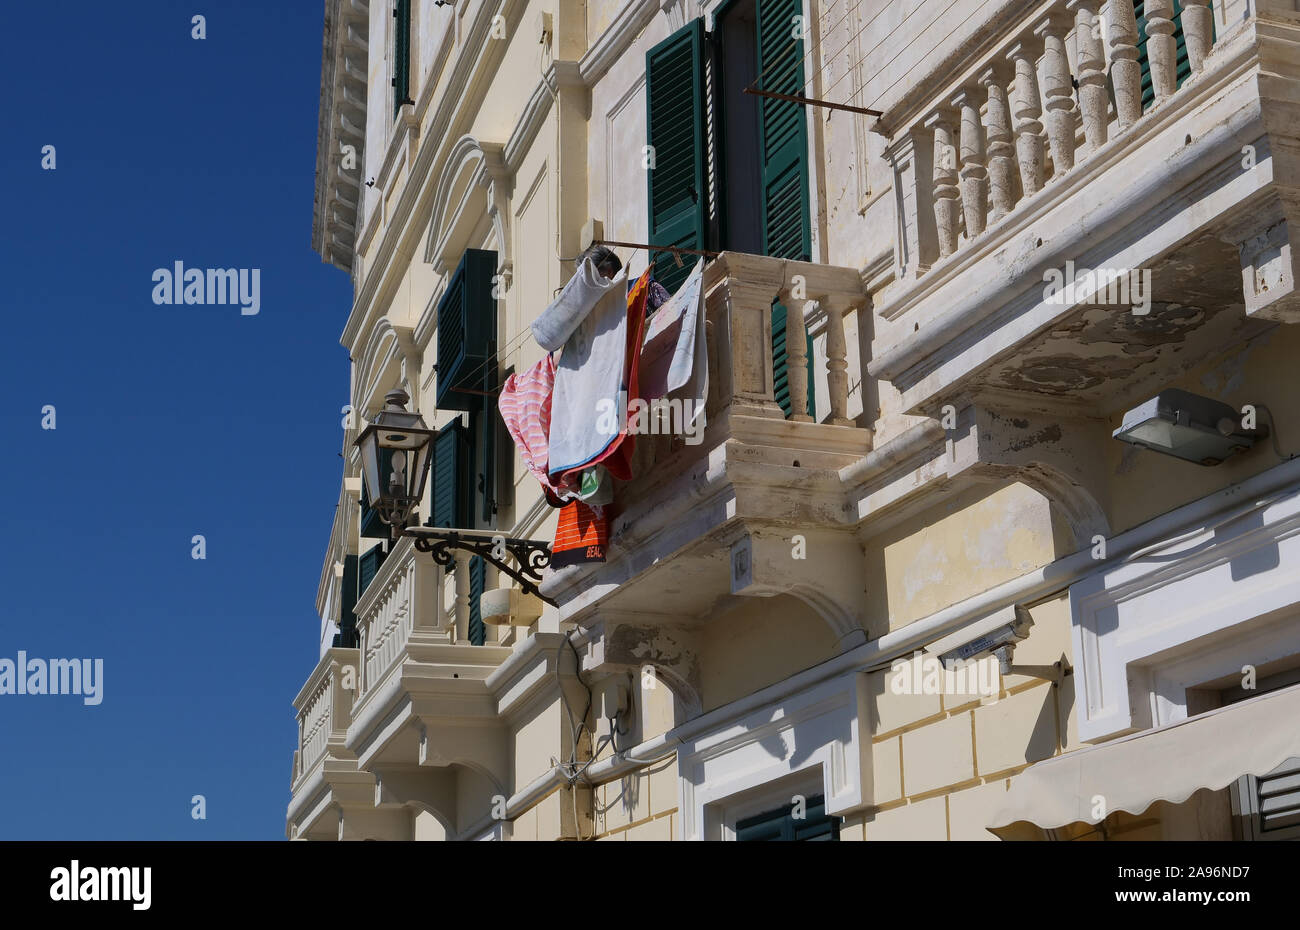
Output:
353 386 557 612
354 389 437 530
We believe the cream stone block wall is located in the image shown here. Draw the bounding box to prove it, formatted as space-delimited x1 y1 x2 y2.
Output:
901 711 975 796
971 684 1058 778
864 482 1064 636
698 594 840 712
865 795 947 840
947 780 1011 841
864 587 1081 839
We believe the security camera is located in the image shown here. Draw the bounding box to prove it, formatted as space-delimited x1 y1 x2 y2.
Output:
926 604 1034 673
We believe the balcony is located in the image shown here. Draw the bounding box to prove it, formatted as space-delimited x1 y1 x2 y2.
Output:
286 646 366 840
869 0 1300 421
340 535 514 838
541 252 875 700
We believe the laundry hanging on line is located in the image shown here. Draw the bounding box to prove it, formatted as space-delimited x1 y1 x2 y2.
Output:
497 352 580 505
531 257 627 352
638 258 708 436
547 269 651 484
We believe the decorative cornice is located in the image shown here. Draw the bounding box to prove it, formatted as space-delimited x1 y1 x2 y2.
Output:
578 0 660 86
341 0 529 356
313 0 370 273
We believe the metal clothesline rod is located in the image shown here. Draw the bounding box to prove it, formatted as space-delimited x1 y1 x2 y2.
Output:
742 85 882 117
592 239 720 258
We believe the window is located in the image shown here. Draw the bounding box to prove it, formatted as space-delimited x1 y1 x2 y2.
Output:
333 553 360 648
393 0 413 116
434 247 503 523
1223 669 1300 840
430 419 473 530
735 794 841 841
357 542 388 601
645 1 815 418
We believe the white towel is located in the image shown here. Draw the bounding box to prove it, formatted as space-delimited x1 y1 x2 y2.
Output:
639 259 708 430
531 258 626 352
547 283 629 476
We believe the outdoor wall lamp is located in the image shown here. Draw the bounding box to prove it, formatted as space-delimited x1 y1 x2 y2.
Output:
353 388 557 607
354 389 437 528
1113 388 1268 466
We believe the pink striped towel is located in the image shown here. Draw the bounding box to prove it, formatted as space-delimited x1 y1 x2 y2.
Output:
497 353 578 503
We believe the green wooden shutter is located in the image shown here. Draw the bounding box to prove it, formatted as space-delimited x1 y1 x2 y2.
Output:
393 0 412 116
756 0 813 418
736 794 841 841
646 19 708 295
335 553 360 648
757 0 811 263
478 292 499 523
772 305 816 418
1136 0 1201 112
436 249 497 411
358 543 388 600
468 556 487 646
431 421 470 529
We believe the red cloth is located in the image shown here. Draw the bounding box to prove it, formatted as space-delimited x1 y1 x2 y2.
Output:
551 500 608 567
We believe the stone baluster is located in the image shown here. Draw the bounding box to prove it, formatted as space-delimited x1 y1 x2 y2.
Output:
1035 15 1077 176
779 290 813 422
953 89 989 239
1068 0 1109 152
721 273 785 418
980 65 1017 223
1180 0 1213 73
820 296 855 427
1144 0 1177 101
453 551 471 644
1106 0 1143 128
1005 38 1046 197
925 108 961 257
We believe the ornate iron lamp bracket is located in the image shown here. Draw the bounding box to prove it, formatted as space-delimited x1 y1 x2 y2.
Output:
404 528 557 606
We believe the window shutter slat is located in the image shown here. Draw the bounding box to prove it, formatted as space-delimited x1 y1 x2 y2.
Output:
757 0 811 264
357 543 387 600
736 794 840 841
393 0 411 115
335 553 360 648
646 19 708 294
468 556 487 646
431 421 470 529
436 249 498 411
1257 758 1300 834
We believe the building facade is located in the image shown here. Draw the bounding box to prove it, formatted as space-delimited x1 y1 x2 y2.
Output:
288 0 1300 841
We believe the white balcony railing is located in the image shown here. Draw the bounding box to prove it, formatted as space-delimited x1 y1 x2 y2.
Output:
291 647 359 789
354 535 444 701
880 0 1217 278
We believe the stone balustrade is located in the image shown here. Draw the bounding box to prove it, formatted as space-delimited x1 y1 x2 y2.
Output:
291 647 359 788
884 0 1217 274
703 251 867 429
353 535 443 700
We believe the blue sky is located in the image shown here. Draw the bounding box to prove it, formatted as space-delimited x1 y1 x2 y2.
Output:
0 1 350 838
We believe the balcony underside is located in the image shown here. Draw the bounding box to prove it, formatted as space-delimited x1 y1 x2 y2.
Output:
871 17 1300 419
958 234 1274 418
544 407 871 644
